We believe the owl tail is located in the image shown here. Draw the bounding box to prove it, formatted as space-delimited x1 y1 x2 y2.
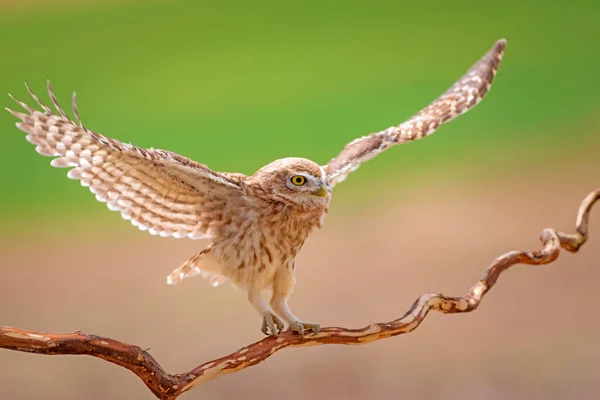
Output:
166 252 227 287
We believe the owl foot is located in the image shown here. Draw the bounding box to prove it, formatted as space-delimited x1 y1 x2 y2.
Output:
288 321 321 337
261 313 285 336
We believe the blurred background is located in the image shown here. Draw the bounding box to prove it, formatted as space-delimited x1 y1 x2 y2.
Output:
1 0 599 399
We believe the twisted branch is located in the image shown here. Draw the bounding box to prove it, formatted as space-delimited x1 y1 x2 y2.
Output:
1 189 598 399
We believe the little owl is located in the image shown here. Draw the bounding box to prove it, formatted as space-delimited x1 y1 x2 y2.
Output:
6 39 506 336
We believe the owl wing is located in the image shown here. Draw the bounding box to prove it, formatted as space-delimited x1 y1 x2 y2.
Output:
323 39 506 187
6 82 246 240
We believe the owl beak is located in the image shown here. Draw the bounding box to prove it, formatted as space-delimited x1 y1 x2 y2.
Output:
312 185 328 198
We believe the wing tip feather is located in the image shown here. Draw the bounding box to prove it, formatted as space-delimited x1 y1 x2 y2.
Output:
24 81 52 114
46 80 73 122
7 92 35 114
5 107 22 119
494 38 507 49
324 38 508 187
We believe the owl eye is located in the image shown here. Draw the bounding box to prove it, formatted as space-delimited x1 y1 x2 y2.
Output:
290 175 306 186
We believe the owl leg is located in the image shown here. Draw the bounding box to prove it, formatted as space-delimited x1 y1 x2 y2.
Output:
270 266 320 337
248 289 284 336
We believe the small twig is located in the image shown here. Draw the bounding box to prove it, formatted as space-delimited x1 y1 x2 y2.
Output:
1 189 598 399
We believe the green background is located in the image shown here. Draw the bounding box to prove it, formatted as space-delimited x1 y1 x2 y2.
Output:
1 2 600 400
1 0 599 229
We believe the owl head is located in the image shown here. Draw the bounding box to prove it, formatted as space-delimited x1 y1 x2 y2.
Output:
252 157 329 208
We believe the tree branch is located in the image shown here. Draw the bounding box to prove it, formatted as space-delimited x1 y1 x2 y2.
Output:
1 189 598 399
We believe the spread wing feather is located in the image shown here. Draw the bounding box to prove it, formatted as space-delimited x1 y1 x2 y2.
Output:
324 39 507 187
6 81 246 239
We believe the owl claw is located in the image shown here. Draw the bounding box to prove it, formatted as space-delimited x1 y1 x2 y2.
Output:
261 313 284 336
288 321 321 337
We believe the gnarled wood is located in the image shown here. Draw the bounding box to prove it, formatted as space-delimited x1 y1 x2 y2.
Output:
1 188 598 399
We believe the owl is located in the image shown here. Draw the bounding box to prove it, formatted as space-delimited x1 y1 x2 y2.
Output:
5 39 506 336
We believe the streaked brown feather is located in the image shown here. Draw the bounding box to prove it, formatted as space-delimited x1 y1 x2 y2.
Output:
324 39 506 186
7 81 246 239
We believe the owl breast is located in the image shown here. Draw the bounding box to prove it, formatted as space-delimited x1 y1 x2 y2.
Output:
210 198 328 290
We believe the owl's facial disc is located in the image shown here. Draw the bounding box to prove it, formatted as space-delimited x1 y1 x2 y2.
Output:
286 172 326 196
278 169 329 207
252 157 329 207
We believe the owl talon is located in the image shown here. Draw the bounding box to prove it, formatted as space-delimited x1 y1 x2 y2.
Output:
261 313 284 336
288 321 320 337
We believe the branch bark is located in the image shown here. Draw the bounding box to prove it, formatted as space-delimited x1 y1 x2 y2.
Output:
1 189 598 399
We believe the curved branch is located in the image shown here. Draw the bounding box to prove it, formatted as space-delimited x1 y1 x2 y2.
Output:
1 189 598 399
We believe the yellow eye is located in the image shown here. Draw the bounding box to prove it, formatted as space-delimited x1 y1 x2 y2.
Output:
290 175 306 186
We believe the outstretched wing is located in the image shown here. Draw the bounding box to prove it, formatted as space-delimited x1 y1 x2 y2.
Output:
6 82 246 239
323 39 506 187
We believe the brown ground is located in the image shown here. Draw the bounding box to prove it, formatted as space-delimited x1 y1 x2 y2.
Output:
1 165 599 400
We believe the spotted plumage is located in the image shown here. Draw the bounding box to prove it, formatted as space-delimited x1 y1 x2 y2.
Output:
5 39 506 336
